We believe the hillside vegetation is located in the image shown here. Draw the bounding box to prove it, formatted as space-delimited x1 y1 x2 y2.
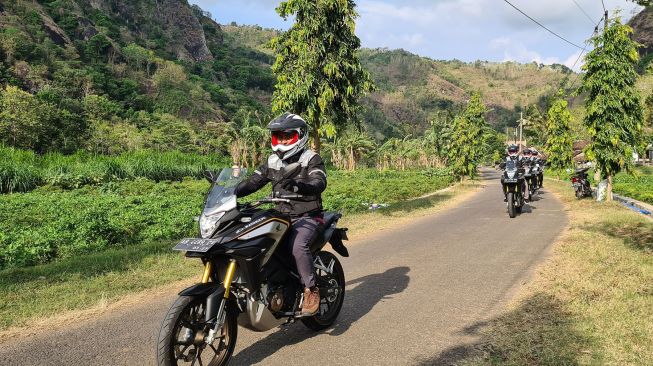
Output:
222 25 572 140
0 1 648 151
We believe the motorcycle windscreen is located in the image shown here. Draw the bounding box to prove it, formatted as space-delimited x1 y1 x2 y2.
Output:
199 168 248 238
203 168 248 217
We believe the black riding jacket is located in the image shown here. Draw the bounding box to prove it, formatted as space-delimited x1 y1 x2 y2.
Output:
499 155 526 169
235 149 327 218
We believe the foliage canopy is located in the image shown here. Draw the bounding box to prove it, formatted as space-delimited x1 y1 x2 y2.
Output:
270 0 374 151
544 91 574 174
448 91 488 179
580 17 644 199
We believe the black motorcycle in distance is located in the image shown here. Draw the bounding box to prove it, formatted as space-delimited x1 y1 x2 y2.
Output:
156 164 349 366
501 160 525 218
523 162 537 199
571 167 592 199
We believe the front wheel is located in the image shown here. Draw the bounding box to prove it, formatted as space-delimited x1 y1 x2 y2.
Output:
156 295 238 366
507 192 516 218
302 251 345 331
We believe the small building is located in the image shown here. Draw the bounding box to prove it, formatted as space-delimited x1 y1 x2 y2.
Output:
573 140 590 163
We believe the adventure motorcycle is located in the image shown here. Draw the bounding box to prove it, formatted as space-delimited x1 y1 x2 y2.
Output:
501 160 525 218
531 160 542 190
156 165 349 366
571 167 592 199
524 161 539 198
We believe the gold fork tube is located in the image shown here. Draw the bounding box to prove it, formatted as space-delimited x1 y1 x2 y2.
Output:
222 260 237 298
201 261 213 284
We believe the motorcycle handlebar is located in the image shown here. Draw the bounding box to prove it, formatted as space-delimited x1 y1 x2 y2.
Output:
258 197 291 203
277 194 303 199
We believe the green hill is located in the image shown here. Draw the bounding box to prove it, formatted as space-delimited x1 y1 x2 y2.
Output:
0 0 581 154
221 26 572 140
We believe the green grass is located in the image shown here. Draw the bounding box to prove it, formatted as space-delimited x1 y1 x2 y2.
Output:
0 240 199 331
547 165 653 205
0 168 457 331
0 146 231 193
459 179 653 365
0 168 452 270
613 166 653 205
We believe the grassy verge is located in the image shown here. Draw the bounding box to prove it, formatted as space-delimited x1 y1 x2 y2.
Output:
0 173 472 334
548 165 653 206
461 179 653 365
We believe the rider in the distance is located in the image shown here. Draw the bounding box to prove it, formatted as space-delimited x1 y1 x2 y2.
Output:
234 113 327 316
499 144 529 202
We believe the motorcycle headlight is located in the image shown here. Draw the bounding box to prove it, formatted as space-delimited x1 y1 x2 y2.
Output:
199 211 226 238
507 170 516 179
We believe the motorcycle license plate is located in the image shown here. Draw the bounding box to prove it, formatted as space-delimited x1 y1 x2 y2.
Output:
503 178 518 183
174 238 220 252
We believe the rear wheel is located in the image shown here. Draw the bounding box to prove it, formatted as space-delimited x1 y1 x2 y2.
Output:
507 192 516 218
302 251 345 331
156 295 238 366
575 188 582 199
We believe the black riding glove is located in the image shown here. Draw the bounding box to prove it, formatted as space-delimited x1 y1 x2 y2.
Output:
281 179 301 193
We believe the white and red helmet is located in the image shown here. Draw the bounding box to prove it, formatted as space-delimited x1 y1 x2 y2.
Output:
267 113 309 160
507 144 519 157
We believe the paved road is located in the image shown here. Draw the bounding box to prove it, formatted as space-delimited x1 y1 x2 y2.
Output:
1 170 567 365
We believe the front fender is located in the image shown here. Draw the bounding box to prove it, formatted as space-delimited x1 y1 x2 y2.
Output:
178 282 221 296
178 283 227 322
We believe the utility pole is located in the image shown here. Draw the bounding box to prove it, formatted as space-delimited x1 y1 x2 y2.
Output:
516 112 528 152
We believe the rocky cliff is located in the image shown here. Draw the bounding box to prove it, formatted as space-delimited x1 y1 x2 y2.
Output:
629 7 653 66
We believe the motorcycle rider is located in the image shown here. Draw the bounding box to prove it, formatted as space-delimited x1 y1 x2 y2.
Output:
499 144 530 202
531 147 544 188
234 113 326 316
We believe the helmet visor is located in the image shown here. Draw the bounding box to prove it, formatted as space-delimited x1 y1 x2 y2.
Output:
271 130 299 146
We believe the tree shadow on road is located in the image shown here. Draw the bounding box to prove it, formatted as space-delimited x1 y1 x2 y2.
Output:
414 292 594 365
230 266 411 365
582 220 653 253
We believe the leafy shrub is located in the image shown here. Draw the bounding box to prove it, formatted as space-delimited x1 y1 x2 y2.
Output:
0 168 452 269
613 167 653 205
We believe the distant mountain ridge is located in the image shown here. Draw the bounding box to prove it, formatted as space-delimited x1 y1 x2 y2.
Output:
222 25 571 138
0 0 571 149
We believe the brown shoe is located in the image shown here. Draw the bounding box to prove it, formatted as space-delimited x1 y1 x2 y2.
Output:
301 287 320 315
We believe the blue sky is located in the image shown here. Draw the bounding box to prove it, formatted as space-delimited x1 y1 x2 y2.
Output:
189 0 643 70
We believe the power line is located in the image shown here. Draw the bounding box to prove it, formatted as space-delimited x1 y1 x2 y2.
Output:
563 15 604 92
503 0 584 50
571 0 597 26
601 0 607 13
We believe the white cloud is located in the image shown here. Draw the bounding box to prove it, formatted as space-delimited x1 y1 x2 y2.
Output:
190 0 645 65
562 50 585 71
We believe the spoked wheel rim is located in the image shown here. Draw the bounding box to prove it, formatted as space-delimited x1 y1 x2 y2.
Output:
171 299 233 366
313 252 345 323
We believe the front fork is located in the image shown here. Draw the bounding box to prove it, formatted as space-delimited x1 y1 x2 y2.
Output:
204 260 237 344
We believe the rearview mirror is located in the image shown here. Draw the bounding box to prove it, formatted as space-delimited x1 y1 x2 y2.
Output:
203 170 216 183
282 163 301 179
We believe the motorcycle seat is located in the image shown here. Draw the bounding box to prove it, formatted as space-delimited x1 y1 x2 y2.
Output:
322 212 340 229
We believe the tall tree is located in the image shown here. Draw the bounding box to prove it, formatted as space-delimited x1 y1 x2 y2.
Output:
580 17 644 201
0 86 41 150
448 91 488 180
544 90 574 179
270 0 374 152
